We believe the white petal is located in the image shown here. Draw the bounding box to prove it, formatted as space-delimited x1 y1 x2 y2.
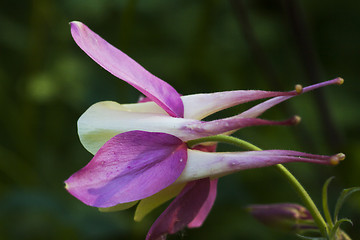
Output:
78 101 198 154
122 101 167 114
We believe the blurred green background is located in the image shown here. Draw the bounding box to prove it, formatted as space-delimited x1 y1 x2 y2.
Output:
1 0 359 239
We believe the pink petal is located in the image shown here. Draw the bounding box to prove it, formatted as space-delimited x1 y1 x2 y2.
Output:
65 131 187 208
146 178 211 240
187 145 218 228
240 78 343 118
187 179 218 228
70 21 184 118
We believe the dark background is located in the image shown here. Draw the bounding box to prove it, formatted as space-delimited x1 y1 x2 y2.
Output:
0 0 359 239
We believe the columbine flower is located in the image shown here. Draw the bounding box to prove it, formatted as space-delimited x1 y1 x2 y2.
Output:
247 203 317 234
65 21 345 240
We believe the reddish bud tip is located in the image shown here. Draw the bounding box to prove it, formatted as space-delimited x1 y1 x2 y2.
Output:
247 203 317 234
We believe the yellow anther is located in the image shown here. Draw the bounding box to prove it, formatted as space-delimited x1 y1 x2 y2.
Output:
336 153 346 161
329 156 339 165
329 153 345 165
336 77 344 85
292 115 301 125
295 84 303 94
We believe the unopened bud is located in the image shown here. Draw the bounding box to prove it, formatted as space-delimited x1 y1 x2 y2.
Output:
246 203 317 234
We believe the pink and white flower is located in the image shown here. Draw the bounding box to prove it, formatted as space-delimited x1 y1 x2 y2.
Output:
65 21 344 240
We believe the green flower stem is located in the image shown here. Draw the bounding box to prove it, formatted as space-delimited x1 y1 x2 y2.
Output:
187 134 262 151
274 164 328 236
187 135 329 237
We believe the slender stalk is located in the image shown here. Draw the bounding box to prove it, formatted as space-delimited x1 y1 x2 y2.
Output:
188 135 329 237
274 164 328 236
322 177 335 229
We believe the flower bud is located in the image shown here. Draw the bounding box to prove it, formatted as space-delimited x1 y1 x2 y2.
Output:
246 203 318 234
